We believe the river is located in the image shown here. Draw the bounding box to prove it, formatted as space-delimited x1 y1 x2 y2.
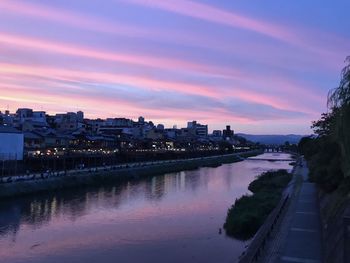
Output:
0 153 292 263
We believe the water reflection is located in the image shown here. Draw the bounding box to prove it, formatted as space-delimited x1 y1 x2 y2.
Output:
0 153 292 263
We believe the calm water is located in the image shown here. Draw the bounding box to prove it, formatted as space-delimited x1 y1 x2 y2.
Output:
0 153 292 263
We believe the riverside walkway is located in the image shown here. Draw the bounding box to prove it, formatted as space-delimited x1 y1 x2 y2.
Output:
262 159 323 263
0 151 257 185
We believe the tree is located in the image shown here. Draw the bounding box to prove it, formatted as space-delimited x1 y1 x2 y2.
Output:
327 56 350 177
299 57 350 191
311 111 337 137
328 56 350 109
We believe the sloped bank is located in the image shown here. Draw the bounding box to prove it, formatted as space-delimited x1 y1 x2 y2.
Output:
0 150 262 198
223 169 292 240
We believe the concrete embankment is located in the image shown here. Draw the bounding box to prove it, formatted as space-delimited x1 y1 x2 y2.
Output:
0 150 262 199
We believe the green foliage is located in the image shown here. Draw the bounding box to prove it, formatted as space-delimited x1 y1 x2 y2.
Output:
248 169 292 194
311 111 338 137
298 136 318 159
224 170 292 240
328 56 350 109
299 57 350 192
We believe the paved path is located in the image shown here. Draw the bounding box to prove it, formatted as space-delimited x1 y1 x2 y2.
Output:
275 160 323 263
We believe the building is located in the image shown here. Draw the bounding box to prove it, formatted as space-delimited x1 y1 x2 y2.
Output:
138 116 145 125
187 121 208 137
16 108 33 123
156 124 165 130
24 132 43 150
32 111 46 123
77 111 84 122
196 124 208 137
212 130 222 137
0 126 24 160
22 121 49 132
223 125 234 140
146 129 164 140
16 109 47 125
85 119 105 133
164 128 177 139
104 118 133 128
55 112 83 131
3 110 14 126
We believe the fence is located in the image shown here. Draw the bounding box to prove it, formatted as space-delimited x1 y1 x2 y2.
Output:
238 192 290 263
238 161 298 263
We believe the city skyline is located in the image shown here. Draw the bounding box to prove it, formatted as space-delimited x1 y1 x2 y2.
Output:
0 0 349 134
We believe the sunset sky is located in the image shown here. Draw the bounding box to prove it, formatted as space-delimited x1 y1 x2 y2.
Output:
0 0 349 134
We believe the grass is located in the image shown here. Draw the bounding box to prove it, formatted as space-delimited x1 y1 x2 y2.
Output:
223 169 292 240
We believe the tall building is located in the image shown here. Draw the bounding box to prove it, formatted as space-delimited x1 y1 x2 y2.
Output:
138 116 145 125
187 121 208 137
223 125 234 140
77 111 84 122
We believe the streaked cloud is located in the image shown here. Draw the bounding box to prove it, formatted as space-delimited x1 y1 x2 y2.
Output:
0 0 348 134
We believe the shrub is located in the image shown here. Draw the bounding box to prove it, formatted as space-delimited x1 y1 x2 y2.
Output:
224 170 292 240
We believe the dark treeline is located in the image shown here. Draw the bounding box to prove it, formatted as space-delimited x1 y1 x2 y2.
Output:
298 57 350 263
299 57 350 193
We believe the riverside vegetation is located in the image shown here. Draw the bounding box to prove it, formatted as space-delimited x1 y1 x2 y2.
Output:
297 57 350 262
298 57 350 219
223 169 292 240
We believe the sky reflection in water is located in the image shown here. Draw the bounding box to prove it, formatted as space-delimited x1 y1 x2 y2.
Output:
0 153 292 263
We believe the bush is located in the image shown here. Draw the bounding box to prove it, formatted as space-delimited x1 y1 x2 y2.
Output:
305 138 344 192
224 170 292 240
248 169 292 194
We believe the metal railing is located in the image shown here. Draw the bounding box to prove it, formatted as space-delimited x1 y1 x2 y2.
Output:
238 162 298 263
238 192 290 263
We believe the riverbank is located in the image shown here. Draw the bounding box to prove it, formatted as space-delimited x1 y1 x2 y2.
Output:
0 150 262 198
223 169 292 240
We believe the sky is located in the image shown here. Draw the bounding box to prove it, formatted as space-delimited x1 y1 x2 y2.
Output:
0 0 349 134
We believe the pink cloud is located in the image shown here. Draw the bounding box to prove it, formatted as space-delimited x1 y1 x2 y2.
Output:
125 0 348 65
0 81 251 124
0 32 326 114
0 0 344 75
126 0 298 44
0 32 242 78
0 61 319 116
